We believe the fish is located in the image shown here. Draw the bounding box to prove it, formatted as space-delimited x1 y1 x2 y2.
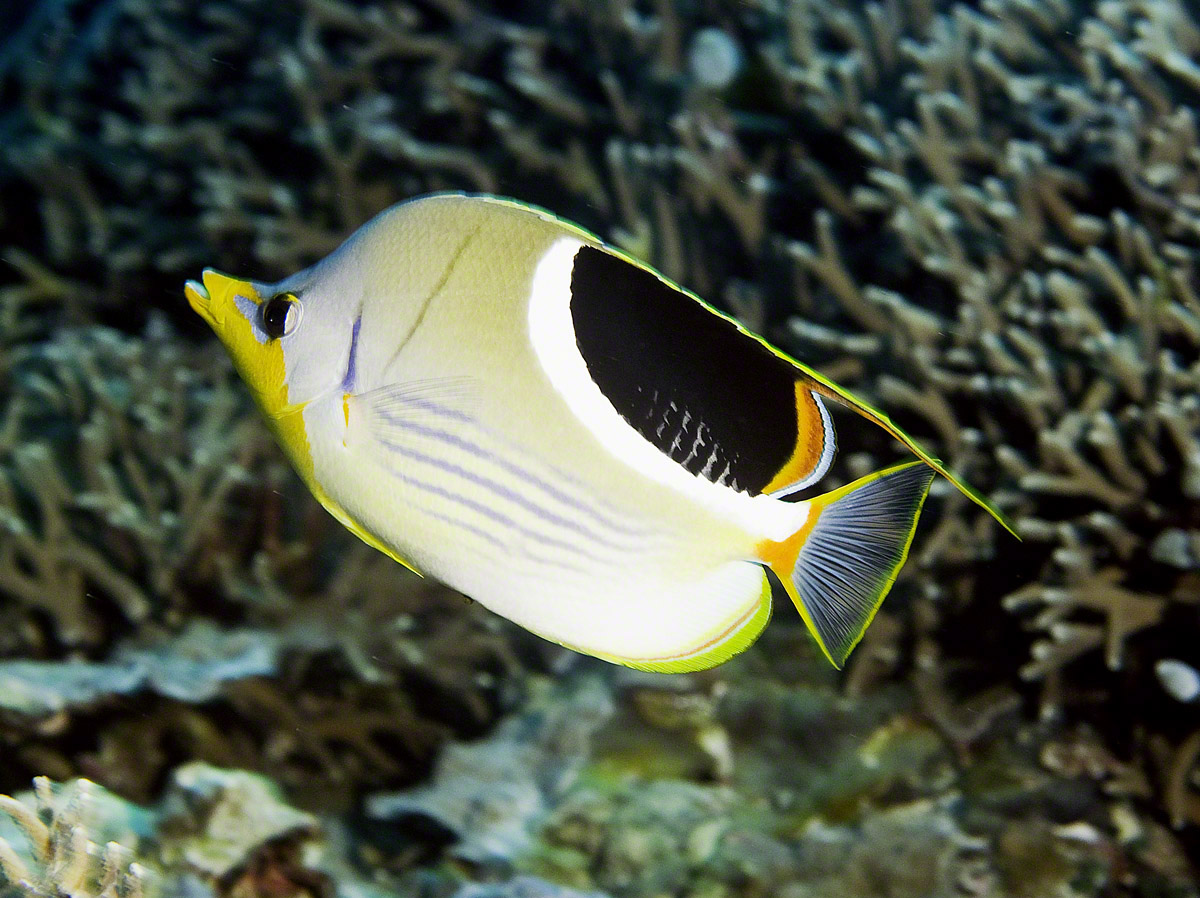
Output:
185 193 1013 672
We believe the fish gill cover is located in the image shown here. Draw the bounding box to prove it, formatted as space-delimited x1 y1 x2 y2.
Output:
0 0 1198 896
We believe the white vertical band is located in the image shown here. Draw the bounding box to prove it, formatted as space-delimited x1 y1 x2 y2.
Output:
526 238 807 541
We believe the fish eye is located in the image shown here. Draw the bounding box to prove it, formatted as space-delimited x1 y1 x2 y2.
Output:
262 293 301 339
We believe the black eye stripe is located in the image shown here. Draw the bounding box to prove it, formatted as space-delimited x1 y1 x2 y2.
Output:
262 295 295 339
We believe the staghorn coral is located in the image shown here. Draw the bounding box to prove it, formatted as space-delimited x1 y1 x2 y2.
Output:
1 0 603 331
756 0 1200 686
772 0 1200 741
0 322 529 805
0 322 291 653
0 776 152 898
681 0 1200 827
0 0 827 324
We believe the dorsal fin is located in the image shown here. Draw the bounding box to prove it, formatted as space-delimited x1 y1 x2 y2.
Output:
564 238 1016 535
569 244 826 496
781 359 1017 538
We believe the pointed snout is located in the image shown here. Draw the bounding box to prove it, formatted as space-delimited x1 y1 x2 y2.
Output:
184 268 248 330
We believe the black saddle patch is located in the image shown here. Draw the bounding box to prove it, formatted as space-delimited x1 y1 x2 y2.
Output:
569 245 798 495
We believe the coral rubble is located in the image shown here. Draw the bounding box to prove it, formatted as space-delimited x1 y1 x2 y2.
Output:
0 765 327 898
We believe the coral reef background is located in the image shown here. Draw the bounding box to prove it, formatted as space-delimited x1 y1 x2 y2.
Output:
0 0 1198 895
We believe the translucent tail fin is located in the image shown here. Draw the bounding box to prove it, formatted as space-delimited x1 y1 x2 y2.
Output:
758 462 935 668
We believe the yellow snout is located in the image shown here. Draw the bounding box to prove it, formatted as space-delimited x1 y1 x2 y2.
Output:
184 268 292 418
184 268 258 333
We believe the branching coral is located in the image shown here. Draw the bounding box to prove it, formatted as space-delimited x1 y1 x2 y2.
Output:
0 323 529 805
0 0 609 314
694 0 1200 830
0 323 285 652
0 777 151 898
747 0 1200 697
3 0 1200 868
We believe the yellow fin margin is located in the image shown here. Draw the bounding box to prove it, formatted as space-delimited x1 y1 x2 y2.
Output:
438 194 1016 537
788 362 1019 539
758 462 933 668
553 574 773 673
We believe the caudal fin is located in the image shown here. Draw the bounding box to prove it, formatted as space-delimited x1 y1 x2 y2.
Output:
760 462 935 668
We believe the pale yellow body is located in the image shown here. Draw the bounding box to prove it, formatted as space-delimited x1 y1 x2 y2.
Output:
291 197 785 666
187 193 1010 671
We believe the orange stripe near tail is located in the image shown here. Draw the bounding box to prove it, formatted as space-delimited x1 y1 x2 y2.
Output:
786 367 1018 540
757 461 936 668
762 384 834 496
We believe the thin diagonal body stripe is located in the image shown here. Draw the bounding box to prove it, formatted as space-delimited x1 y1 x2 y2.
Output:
378 437 631 555
407 499 590 575
377 393 474 424
367 387 653 528
378 445 613 564
383 225 482 372
372 407 651 540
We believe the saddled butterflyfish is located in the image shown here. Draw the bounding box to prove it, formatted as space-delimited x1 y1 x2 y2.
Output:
185 193 1012 672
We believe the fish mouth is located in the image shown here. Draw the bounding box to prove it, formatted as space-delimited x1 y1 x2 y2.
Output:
184 268 226 329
